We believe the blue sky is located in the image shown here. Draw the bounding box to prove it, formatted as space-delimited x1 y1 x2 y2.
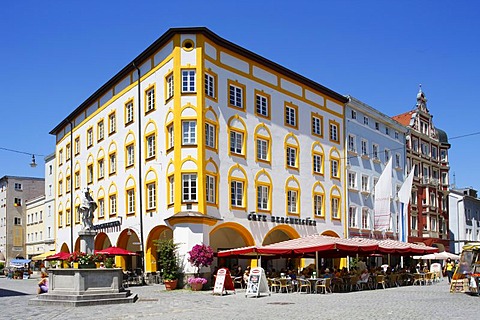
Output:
1 0 479 190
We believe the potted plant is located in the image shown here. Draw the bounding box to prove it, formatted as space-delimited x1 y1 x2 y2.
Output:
187 243 214 291
67 252 105 269
155 238 181 290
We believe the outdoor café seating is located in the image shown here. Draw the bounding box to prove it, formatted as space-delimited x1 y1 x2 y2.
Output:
268 278 280 293
315 278 332 294
375 274 386 289
278 278 292 293
297 278 312 293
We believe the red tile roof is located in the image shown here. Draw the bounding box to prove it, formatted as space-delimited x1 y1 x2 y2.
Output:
392 110 415 126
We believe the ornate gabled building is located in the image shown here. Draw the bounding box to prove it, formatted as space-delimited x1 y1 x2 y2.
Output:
392 87 450 250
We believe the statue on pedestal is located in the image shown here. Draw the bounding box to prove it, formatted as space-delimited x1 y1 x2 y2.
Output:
79 187 97 230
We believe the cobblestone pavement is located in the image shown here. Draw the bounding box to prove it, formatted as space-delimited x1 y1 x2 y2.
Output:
1 275 479 320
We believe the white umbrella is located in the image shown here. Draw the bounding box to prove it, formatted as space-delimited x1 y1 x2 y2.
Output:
435 251 460 260
416 252 460 260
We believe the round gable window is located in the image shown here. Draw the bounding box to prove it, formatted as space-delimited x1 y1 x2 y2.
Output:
182 40 195 51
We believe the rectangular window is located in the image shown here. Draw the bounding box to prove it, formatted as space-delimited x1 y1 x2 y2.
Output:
349 207 357 228
331 160 339 178
146 134 156 159
351 110 357 119
74 171 80 190
14 217 21 225
98 159 105 179
66 143 71 161
286 147 297 168
87 128 93 147
147 183 156 210
287 190 298 214
206 175 216 204
285 105 296 127
361 175 369 192
431 146 438 160
182 121 197 145
361 140 368 156
146 87 155 113
204 73 214 98
87 164 93 184
230 131 244 155
126 144 134 167
329 122 339 142
14 198 22 206
385 127 390 135
167 124 174 149
362 208 369 229
395 153 401 168
384 149 390 162
314 194 323 217
256 138 268 161
98 120 104 141
75 137 80 155
395 131 399 140
205 123 216 149
14 183 22 190
230 180 244 207
128 189 135 214
58 180 63 195
348 172 357 189
66 176 71 193
375 122 380 130
331 198 340 219
312 116 323 136
109 195 117 216
125 101 134 124
109 153 116 175
256 93 269 118
229 84 243 109
348 135 356 152
109 112 116 134
58 149 63 165
182 173 197 202
364 117 369 125
166 74 174 100
168 176 174 205
313 154 323 174
257 185 269 211
411 215 417 230
372 144 379 160
182 70 196 93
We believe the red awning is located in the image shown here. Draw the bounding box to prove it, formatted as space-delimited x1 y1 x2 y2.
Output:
45 251 71 261
95 246 138 256
217 235 438 258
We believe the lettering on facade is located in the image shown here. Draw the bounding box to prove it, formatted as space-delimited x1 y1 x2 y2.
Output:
247 213 317 227
93 220 121 233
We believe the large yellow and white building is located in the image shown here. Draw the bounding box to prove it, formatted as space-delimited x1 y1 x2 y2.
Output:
50 27 348 274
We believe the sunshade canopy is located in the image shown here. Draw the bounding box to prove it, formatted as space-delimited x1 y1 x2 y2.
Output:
45 252 71 261
32 251 57 261
218 234 438 258
95 246 138 256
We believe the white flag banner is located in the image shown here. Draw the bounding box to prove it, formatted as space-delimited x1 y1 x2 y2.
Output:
397 166 415 241
374 158 393 231
398 166 415 204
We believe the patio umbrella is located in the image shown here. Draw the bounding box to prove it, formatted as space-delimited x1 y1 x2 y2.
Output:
32 251 57 261
95 246 138 256
45 252 71 261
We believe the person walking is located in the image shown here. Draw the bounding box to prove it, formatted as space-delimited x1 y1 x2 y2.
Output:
445 258 455 283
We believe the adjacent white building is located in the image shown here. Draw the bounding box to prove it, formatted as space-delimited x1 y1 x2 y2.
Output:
345 96 407 240
449 188 480 254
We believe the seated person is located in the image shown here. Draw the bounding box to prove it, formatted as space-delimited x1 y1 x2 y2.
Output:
243 269 250 284
37 272 48 294
357 269 369 284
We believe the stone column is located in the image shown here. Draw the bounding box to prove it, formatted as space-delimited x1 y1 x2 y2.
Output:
78 230 97 254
